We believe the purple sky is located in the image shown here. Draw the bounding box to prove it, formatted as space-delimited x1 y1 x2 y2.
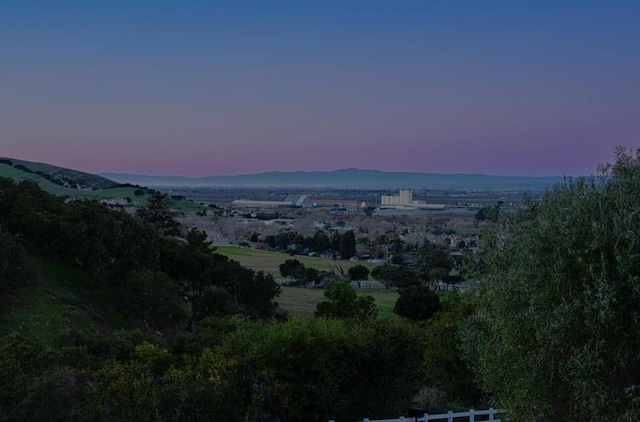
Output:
2 1 639 177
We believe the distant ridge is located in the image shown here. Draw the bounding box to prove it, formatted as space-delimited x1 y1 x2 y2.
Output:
1 157 119 190
101 168 567 190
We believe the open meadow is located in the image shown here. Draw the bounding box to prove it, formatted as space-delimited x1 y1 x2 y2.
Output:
216 246 398 318
216 246 379 276
277 286 399 318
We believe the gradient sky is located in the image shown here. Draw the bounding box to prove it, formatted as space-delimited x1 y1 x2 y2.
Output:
1 0 639 177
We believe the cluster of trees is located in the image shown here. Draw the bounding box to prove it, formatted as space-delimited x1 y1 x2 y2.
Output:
0 317 426 421
278 259 370 287
0 180 282 327
369 241 455 289
262 229 356 258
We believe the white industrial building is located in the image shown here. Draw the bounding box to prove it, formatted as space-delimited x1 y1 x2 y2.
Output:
232 194 312 208
380 190 446 211
381 189 413 205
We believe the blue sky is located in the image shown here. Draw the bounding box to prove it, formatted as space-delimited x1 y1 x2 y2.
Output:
2 0 639 176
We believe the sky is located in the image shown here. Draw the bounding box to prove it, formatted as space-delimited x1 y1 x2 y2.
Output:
1 0 639 177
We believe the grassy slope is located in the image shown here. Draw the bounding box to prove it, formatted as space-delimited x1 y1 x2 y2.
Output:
1 157 119 189
0 259 130 342
216 246 379 275
0 163 200 210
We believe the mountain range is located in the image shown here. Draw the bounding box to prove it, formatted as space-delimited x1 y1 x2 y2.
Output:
0 157 568 191
101 168 567 190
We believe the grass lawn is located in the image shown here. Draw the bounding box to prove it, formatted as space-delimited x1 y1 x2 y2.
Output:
278 286 399 319
217 246 379 276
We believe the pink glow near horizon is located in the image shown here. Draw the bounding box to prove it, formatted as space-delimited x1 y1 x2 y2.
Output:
1 2 638 177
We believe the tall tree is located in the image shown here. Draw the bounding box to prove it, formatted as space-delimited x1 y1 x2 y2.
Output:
463 147 640 420
135 192 180 237
339 230 356 260
186 228 214 254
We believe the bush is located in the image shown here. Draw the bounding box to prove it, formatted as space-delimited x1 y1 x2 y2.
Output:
393 285 441 321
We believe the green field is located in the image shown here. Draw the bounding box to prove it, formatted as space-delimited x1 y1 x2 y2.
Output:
216 246 379 276
277 286 399 318
216 246 397 318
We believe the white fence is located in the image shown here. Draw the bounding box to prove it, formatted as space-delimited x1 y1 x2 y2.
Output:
329 407 505 422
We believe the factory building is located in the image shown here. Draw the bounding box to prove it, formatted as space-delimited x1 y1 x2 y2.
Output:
232 194 312 208
380 189 447 211
381 189 413 205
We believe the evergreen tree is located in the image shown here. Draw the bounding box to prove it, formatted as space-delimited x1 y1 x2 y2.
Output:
135 192 180 236
339 230 356 259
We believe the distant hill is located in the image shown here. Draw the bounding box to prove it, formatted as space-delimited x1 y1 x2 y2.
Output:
0 158 200 209
1 157 119 190
101 168 567 190
0 157 149 204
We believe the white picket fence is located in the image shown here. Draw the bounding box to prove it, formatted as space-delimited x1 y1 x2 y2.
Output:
329 407 505 422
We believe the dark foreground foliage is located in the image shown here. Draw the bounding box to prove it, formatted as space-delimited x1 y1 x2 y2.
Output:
0 317 426 422
464 147 640 421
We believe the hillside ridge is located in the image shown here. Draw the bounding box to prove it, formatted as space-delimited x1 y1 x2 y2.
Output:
101 168 567 190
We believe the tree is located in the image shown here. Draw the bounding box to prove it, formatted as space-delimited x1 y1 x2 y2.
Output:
393 285 441 321
462 147 640 420
234 270 281 319
279 259 305 281
303 266 322 285
224 318 425 421
347 264 370 286
60 200 159 287
0 232 37 293
186 228 213 254
423 290 482 406
371 263 420 288
135 192 180 236
119 270 187 331
415 241 453 279
315 280 378 320
474 201 503 222
339 230 357 259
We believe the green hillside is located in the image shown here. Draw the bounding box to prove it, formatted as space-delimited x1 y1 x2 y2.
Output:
0 157 119 189
0 159 201 210
0 259 130 342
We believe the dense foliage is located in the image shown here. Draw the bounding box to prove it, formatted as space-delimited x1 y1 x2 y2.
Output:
315 280 378 320
393 285 441 321
464 148 640 420
0 178 281 324
0 316 429 421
